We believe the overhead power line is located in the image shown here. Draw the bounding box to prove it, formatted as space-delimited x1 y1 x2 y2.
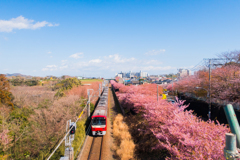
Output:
190 58 229 119
190 58 230 72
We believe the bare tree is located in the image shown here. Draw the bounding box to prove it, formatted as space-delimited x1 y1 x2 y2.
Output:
218 50 240 65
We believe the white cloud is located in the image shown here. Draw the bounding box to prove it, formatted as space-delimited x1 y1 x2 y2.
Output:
141 66 176 71
60 65 68 69
68 54 173 73
89 59 102 63
70 53 84 59
145 49 166 55
54 53 178 77
46 65 57 68
47 51 52 54
42 65 57 71
61 60 68 65
182 65 194 69
108 54 135 63
0 16 59 32
70 54 135 71
143 60 162 65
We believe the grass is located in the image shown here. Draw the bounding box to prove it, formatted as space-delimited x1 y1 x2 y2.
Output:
72 118 87 157
112 114 135 160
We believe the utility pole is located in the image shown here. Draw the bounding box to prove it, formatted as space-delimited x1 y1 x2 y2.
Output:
99 84 101 97
157 85 159 102
208 59 211 120
87 90 90 117
172 74 173 95
87 89 94 117
63 120 75 160
203 58 227 119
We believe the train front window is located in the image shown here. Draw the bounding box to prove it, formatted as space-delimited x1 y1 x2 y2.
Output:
92 117 106 125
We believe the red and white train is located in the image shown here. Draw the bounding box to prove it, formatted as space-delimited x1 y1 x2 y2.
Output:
91 84 109 136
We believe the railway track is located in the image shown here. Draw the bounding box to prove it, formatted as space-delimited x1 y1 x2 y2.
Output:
87 136 103 160
77 84 113 160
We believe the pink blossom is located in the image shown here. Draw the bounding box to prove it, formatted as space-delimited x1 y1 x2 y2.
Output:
0 129 12 151
110 80 230 159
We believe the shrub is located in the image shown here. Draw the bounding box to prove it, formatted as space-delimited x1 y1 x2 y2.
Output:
72 118 87 155
2 80 100 159
10 78 40 86
11 86 55 109
66 81 102 104
0 74 14 108
53 78 81 91
113 114 135 160
53 78 82 97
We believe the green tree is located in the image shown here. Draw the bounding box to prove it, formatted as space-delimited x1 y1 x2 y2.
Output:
10 78 24 86
24 80 40 86
54 78 82 97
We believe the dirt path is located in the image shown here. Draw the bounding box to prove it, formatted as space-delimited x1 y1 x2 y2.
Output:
77 84 119 160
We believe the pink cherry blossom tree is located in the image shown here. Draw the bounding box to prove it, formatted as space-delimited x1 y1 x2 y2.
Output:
110 80 229 159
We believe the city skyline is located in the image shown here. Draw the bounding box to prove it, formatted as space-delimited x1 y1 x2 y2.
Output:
1 1 240 78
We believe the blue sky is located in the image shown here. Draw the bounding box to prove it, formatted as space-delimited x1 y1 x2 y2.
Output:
0 0 240 78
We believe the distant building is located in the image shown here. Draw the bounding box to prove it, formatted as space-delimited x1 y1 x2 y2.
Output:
131 80 140 85
117 70 148 78
138 70 148 78
178 69 191 78
116 74 122 78
149 75 161 77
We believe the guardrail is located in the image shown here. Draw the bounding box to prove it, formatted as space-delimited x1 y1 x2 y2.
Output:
224 104 240 159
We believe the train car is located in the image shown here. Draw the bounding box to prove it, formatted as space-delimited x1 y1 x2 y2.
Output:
91 86 109 136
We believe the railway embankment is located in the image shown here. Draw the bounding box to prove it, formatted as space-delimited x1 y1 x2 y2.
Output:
111 85 136 160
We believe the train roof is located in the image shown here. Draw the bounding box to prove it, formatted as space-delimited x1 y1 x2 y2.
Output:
92 84 108 117
93 104 107 116
92 107 107 117
100 96 107 100
98 99 107 106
